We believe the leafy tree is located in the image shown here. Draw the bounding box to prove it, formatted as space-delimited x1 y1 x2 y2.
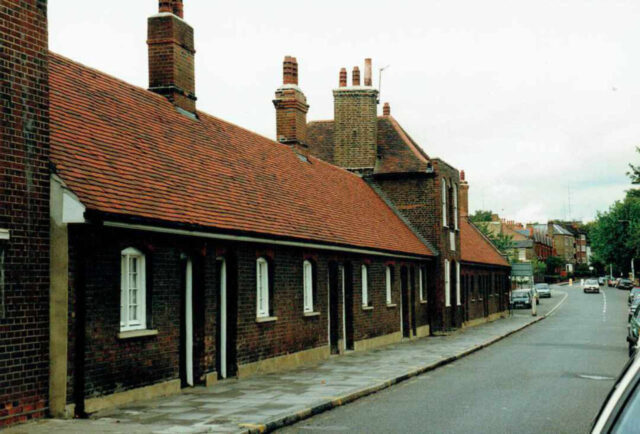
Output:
470 210 493 223
532 257 547 276
628 147 640 184
545 256 565 274
589 190 640 275
473 221 515 255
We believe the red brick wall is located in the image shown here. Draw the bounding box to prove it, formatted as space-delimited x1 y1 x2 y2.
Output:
0 0 50 426
66 226 428 403
461 265 510 322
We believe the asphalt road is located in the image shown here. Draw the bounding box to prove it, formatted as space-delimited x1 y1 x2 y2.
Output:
278 284 630 434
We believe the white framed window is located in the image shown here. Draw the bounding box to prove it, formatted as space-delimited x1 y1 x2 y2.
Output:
453 185 458 230
419 267 425 302
256 257 270 318
444 259 451 307
361 264 370 307
385 266 392 304
120 247 146 331
303 260 314 313
456 262 461 306
442 179 448 227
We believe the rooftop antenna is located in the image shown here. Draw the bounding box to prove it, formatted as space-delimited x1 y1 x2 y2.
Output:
378 65 390 103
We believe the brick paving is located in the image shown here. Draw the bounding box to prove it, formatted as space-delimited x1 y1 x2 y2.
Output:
5 290 566 434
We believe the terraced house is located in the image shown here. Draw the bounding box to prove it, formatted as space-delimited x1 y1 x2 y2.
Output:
0 0 509 426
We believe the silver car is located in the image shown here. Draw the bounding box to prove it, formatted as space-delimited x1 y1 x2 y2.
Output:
535 283 551 298
584 279 600 294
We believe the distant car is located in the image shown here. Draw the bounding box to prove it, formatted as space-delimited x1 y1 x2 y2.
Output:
628 304 640 356
510 289 532 309
591 351 640 433
535 283 551 298
584 279 600 294
610 277 621 287
598 276 611 286
629 287 640 305
619 279 634 290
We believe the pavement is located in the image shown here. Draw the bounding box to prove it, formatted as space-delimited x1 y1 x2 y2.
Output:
5 291 567 434
277 283 628 434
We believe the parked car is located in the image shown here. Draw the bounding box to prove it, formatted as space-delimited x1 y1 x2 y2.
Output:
610 277 621 287
584 279 600 294
629 296 640 322
619 279 634 290
629 287 640 305
591 351 640 433
598 276 607 286
535 283 551 298
628 304 640 356
510 289 532 309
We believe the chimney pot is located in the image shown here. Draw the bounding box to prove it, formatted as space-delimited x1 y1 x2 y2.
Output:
383 102 391 116
159 0 183 18
460 170 465 181
364 58 372 86
352 66 360 86
339 68 347 87
283 56 298 85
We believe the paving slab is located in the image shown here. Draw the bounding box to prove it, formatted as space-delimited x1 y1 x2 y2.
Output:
4 290 566 434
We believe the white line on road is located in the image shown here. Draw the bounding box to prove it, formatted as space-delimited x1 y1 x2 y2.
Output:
602 290 607 322
546 290 569 317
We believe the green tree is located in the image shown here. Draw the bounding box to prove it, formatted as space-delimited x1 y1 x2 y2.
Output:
589 190 640 275
470 210 493 223
545 256 565 274
473 221 515 255
628 147 640 184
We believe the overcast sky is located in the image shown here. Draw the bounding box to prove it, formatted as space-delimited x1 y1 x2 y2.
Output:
49 0 640 224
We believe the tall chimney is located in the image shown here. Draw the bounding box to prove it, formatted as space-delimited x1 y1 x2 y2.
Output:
459 170 469 217
273 56 309 150
364 58 372 86
332 59 379 173
148 0 196 113
383 102 391 116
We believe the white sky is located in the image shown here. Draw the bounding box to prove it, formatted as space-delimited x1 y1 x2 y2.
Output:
49 0 640 224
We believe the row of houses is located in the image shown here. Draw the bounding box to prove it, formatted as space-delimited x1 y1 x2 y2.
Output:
0 0 510 426
486 216 590 272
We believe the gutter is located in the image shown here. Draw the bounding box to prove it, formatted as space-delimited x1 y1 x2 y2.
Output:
102 220 432 261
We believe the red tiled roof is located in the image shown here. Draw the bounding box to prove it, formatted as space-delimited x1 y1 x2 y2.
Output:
460 218 510 267
49 53 433 257
306 116 430 173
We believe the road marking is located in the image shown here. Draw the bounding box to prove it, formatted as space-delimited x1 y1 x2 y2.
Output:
602 290 607 322
546 290 569 317
578 374 615 381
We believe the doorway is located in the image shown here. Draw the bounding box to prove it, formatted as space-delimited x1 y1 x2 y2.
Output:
342 263 354 351
216 256 237 379
182 257 194 387
410 267 417 336
329 262 340 354
401 267 410 338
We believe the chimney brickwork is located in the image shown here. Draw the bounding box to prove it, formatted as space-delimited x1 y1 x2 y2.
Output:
333 59 379 172
459 170 469 217
273 56 309 148
148 0 196 113
0 0 50 426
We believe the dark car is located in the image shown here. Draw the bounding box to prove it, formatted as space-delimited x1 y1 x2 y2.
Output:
628 304 640 356
510 289 532 309
619 279 634 290
629 296 640 322
592 351 640 433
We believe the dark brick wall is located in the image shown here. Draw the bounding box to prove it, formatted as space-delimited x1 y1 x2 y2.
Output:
66 225 429 402
0 0 50 427
461 264 510 322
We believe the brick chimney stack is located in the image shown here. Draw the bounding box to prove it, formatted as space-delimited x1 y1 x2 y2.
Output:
333 59 379 173
364 58 372 86
459 170 469 217
383 102 391 116
148 0 196 113
273 56 309 151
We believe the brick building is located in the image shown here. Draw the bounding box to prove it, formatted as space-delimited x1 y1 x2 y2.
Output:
306 62 510 331
0 1 50 427
1 0 512 425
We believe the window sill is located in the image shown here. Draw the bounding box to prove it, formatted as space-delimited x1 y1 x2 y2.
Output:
420 300 428 305
256 316 278 323
362 305 374 311
117 329 158 340
386 303 397 308
303 311 320 317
